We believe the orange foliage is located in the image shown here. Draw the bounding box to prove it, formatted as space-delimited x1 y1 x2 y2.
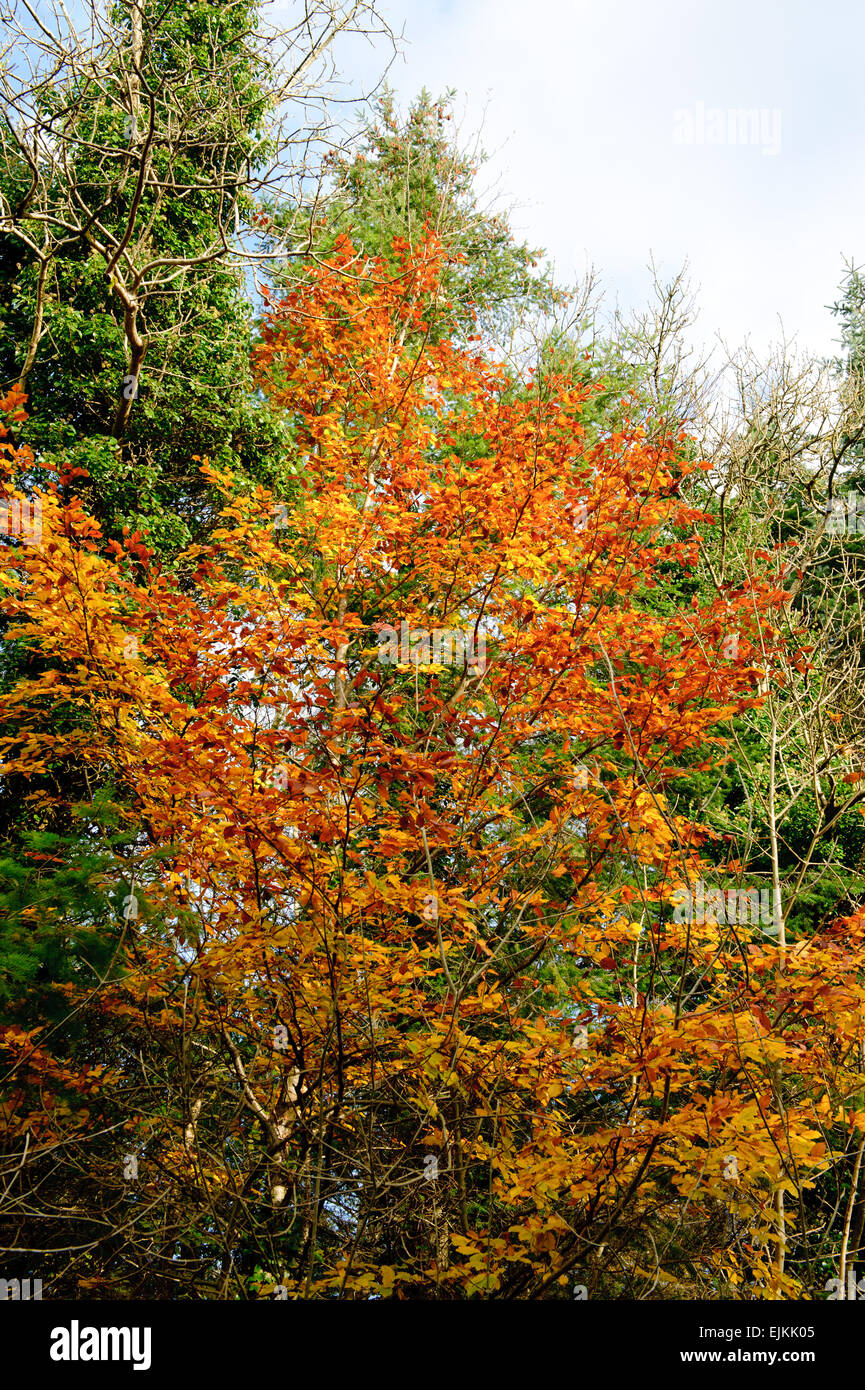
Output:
1 243 863 1299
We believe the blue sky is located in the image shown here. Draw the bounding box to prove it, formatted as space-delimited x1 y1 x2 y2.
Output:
331 0 865 364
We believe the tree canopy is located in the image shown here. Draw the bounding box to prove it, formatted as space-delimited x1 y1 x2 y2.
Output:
2 0 865 1309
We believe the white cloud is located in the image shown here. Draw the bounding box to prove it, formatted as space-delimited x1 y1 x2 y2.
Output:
335 0 865 365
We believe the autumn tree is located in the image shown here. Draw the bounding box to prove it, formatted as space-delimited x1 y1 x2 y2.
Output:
0 0 396 1285
3 232 860 1299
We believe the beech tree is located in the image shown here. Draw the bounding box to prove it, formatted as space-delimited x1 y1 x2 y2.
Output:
2 235 861 1299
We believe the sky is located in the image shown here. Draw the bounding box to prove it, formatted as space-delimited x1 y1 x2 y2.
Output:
327 0 865 368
